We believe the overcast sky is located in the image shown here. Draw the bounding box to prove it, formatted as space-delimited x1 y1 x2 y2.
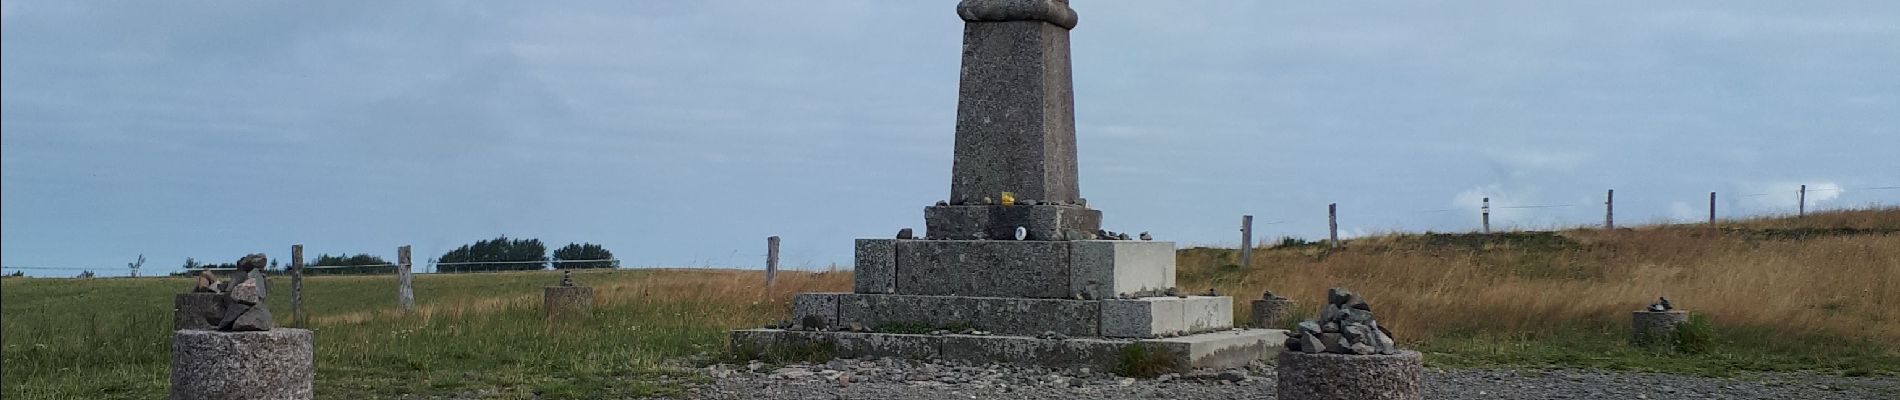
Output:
4 1 1897 276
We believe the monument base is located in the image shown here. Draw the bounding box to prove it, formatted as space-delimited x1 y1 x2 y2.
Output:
170 329 314 400
544 286 595 318
1276 351 1423 400
729 328 1286 372
1631 310 1689 344
174 293 223 331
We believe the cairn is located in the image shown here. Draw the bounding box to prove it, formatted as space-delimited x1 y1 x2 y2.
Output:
1276 287 1421 400
171 253 314 400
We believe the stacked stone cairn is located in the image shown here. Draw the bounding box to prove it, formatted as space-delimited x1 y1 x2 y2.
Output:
171 253 314 400
1284 288 1397 355
544 270 595 318
1631 296 1688 345
728 0 1288 373
1276 287 1421 400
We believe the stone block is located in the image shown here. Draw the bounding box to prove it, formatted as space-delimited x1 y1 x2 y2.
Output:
1099 297 1184 338
174 293 222 331
894 240 1071 298
1631 310 1690 345
1069 240 1175 300
853 239 897 294
835 293 1098 337
170 329 314 400
1276 351 1423 400
941 335 1126 370
1145 329 1288 370
728 328 1288 373
834 332 943 360
791 293 844 330
1182 296 1233 333
543 286 594 318
923 204 1100 240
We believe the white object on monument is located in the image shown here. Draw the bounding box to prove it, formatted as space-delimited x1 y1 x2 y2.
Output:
1014 226 1028 241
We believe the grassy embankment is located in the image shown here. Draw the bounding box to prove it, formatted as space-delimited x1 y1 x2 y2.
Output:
3 208 1896 399
1184 208 1900 376
2 268 847 399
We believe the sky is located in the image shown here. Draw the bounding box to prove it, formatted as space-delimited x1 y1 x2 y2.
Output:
4 1 1898 276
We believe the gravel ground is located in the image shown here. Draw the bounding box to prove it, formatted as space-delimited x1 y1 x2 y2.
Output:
682 358 1900 400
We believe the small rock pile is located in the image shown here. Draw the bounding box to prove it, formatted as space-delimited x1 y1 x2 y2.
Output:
1284 287 1398 355
1646 296 1673 312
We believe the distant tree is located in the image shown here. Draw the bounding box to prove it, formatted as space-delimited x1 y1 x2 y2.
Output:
552 243 616 269
308 253 393 275
77 270 95 279
7 270 23 278
182 257 201 270
437 236 547 272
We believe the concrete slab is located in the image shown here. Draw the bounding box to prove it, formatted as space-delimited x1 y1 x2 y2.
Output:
1098 296 1232 338
1070 240 1176 300
832 293 1098 337
894 240 1071 298
727 328 1288 372
1181 296 1234 333
853 239 898 294
1144 329 1289 370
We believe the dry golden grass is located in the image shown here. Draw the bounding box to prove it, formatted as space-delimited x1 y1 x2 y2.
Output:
1181 208 1900 348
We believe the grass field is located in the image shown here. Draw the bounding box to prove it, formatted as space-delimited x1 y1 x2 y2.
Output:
3 209 1896 399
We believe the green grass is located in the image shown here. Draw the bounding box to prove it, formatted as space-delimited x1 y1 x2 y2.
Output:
1 269 794 399
1416 323 1900 377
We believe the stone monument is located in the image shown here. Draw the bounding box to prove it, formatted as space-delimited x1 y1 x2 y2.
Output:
1631 296 1688 345
729 0 1287 372
170 253 314 400
544 270 595 318
1276 287 1421 400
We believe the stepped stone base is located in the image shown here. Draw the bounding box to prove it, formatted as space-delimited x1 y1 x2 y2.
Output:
170 329 314 400
854 239 1176 299
793 292 1232 338
730 328 1287 372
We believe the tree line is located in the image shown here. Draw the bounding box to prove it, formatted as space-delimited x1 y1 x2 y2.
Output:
172 236 616 275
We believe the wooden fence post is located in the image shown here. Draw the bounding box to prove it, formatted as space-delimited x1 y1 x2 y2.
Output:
1482 197 1492 234
291 244 305 328
765 236 780 288
1799 184 1807 216
1604 189 1614 231
397 245 414 313
1239 215 1253 268
1327 203 1339 249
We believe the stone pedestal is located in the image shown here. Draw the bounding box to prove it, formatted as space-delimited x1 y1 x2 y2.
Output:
1631 310 1689 344
1250 297 1296 329
1276 351 1423 400
174 293 223 331
170 329 314 400
544 286 595 318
